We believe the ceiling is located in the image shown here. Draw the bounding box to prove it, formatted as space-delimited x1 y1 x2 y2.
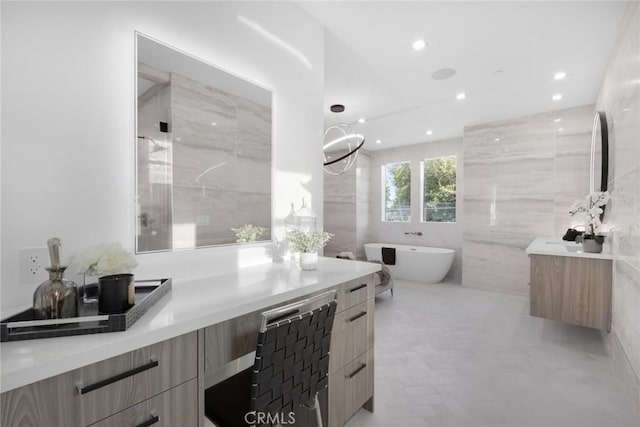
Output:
300 1 627 150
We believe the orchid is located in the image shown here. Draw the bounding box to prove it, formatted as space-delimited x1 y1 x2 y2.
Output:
569 191 609 234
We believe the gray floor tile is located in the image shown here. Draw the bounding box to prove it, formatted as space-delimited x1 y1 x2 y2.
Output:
345 280 635 427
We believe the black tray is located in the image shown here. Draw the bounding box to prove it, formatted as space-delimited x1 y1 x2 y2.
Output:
1 278 172 342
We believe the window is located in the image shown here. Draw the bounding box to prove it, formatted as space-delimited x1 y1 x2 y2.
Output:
382 162 411 222
422 156 456 222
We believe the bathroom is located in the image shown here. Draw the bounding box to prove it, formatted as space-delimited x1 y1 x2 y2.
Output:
1 1 639 427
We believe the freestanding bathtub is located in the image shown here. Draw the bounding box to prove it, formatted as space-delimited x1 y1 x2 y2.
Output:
364 243 455 283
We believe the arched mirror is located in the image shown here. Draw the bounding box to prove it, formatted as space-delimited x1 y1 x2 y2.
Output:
590 111 609 219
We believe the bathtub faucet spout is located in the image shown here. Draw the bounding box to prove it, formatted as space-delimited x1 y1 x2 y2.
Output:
404 231 423 236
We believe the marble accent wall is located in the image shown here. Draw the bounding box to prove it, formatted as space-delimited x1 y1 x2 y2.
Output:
170 71 271 248
596 2 640 419
324 153 370 259
369 138 463 282
137 79 173 252
463 104 594 295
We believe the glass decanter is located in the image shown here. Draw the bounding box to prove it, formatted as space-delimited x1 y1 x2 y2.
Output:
33 237 78 319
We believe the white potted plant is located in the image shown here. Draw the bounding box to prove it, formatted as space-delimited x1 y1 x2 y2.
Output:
231 224 269 243
74 243 138 313
569 191 610 253
287 229 333 270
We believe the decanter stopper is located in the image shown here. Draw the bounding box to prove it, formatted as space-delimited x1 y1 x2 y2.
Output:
33 237 79 320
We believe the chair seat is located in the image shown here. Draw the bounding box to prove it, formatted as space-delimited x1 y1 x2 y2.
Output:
205 367 253 427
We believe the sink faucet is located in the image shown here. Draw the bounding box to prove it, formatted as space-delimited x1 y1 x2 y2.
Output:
404 232 423 236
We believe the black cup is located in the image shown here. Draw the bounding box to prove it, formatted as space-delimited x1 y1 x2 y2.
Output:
98 274 134 314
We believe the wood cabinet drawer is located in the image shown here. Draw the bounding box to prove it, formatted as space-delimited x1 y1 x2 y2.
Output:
329 349 374 427
336 275 374 312
329 299 374 374
88 379 197 427
529 255 612 331
78 332 197 425
1 332 197 427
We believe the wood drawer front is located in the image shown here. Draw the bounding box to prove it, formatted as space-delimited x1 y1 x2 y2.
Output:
329 299 374 374
329 349 374 427
79 332 197 425
88 379 197 427
529 255 612 330
337 275 374 312
203 311 262 373
1 369 80 427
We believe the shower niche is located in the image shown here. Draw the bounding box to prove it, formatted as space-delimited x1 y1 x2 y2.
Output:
136 33 272 253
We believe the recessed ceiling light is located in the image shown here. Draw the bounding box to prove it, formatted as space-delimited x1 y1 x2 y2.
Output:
557 128 564 132
494 138 500 142
376 139 382 144
554 71 567 80
426 130 433 135
552 94 563 101
553 118 562 122
456 92 466 100
211 122 217 126
412 39 426 51
358 118 366 124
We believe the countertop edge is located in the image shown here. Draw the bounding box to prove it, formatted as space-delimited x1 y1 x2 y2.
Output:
525 237 614 260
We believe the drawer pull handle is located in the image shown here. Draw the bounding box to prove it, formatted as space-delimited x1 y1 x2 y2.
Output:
77 359 159 395
347 311 367 322
349 284 367 293
346 363 367 379
137 415 160 427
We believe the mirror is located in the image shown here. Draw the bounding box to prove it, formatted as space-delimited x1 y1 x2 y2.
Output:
135 33 272 253
590 111 609 219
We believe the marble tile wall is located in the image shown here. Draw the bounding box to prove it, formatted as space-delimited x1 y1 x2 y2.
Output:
324 153 370 259
462 105 594 296
137 79 173 252
596 2 640 420
170 72 271 248
369 138 464 282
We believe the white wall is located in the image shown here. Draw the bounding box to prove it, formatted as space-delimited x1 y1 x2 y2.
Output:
1 2 325 310
369 138 463 282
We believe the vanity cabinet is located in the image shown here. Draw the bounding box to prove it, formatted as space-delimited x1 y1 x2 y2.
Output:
529 254 612 331
0 332 197 427
328 276 375 427
1 269 378 427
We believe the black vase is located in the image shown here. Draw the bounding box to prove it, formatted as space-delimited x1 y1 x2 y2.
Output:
98 274 134 314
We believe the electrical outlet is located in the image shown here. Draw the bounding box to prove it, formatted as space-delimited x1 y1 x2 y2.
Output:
19 247 49 285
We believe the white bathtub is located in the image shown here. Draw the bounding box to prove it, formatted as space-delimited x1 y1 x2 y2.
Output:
364 243 454 283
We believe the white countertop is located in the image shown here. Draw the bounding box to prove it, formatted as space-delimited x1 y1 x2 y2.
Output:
0 257 380 393
525 237 614 260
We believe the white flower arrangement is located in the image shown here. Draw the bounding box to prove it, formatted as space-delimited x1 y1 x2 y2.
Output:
74 243 138 277
569 191 610 235
287 229 333 253
231 224 269 243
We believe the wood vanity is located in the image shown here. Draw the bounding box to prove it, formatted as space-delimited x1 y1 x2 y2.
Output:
526 237 612 331
0 258 379 427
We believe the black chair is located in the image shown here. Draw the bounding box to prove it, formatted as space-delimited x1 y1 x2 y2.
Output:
205 290 337 427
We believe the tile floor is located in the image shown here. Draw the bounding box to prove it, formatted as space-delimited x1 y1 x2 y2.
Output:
346 280 636 427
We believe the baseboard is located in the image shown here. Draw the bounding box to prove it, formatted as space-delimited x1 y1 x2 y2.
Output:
603 330 640 425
